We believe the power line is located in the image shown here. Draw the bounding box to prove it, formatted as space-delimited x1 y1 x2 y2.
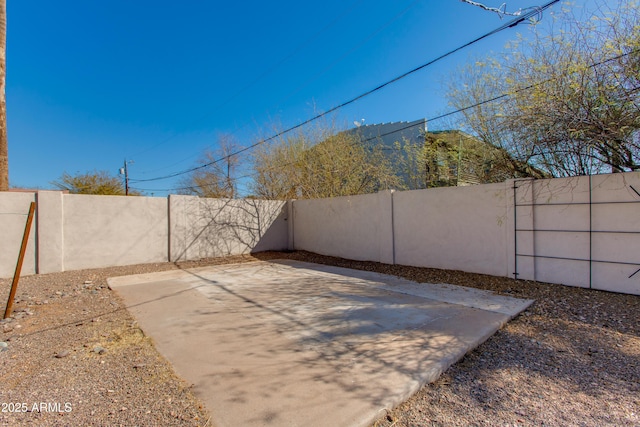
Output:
460 0 536 19
131 48 637 195
128 0 366 161
274 0 426 109
130 0 560 185
131 121 429 193
133 0 423 177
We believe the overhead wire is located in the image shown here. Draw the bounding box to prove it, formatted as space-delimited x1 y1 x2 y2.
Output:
130 48 637 195
128 0 366 162
130 0 560 186
459 0 544 22
274 0 426 109
133 0 424 177
460 0 523 18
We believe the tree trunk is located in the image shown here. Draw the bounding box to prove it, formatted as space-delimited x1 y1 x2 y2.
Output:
0 0 7 191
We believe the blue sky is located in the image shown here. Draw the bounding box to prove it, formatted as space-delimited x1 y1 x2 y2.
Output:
7 0 590 195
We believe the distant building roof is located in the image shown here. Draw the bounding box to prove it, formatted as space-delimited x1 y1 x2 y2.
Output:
343 119 545 189
346 118 427 148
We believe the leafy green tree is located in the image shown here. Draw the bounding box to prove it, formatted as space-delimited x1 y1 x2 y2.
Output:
447 0 640 176
51 170 134 195
394 131 545 189
251 124 400 199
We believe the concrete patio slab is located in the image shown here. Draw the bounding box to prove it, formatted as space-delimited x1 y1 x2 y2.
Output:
108 260 533 427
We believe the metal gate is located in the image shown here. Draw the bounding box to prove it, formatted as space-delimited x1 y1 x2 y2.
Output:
513 175 640 293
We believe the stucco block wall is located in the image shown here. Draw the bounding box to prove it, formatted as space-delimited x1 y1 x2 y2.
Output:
291 172 639 295
394 182 509 277
169 196 288 261
292 191 394 264
514 173 640 294
0 193 288 277
37 191 64 274
0 192 37 277
293 183 511 277
62 194 169 270
1 171 638 294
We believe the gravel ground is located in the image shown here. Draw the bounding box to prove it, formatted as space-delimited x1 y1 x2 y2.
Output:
1 250 639 427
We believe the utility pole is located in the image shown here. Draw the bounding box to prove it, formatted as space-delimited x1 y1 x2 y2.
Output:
0 0 8 191
119 159 133 195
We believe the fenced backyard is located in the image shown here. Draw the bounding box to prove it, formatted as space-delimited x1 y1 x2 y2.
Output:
1 174 639 426
1 171 639 295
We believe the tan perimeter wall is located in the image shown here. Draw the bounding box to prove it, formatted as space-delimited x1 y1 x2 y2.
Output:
292 191 394 264
2 172 638 295
514 173 640 295
0 192 37 277
393 182 509 277
292 172 640 295
0 192 289 277
169 196 288 262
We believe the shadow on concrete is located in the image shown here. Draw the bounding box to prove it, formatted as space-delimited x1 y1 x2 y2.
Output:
108 260 525 426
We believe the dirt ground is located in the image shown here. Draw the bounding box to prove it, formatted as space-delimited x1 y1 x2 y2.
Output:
1 250 638 427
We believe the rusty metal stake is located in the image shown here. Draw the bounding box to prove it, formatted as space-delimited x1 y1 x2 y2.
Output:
4 201 36 319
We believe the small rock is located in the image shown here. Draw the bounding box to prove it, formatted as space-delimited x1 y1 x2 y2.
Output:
93 346 107 355
0 342 8 352
84 280 93 285
42 300 49 305
55 291 62 296
55 350 70 358
133 363 146 369
2 324 14 333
